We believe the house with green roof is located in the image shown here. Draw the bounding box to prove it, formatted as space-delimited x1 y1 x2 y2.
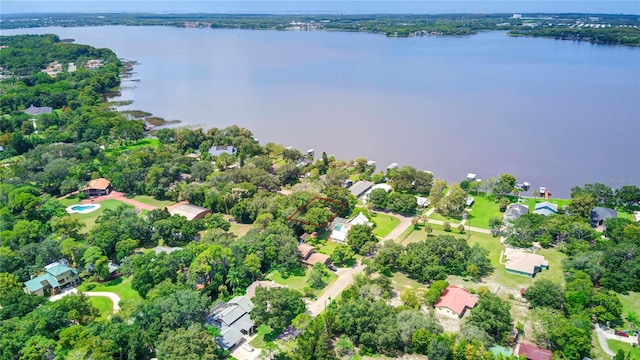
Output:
24 261 79 296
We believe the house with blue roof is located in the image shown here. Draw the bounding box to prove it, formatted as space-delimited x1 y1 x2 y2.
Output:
24 261 79 296
533 201 558 217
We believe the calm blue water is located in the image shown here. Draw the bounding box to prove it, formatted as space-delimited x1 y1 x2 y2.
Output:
2 1 639 15
3 26 639 197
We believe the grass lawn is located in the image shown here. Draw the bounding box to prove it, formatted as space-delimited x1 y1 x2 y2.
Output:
105 138 160 154
229 222 253 237
316 241 339 256
89 296 114 321
391 272 427 292
130 195 173 208
268 268 337 297
466 194 502 229
372 213 400 238
618 291 640 330
66 199 133 232
249 324 278 348
77 276 141 301
607 339 640 358
618 206 639 221
427 211 463 223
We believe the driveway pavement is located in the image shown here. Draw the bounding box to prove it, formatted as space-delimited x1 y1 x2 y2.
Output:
307 262 365 316
49 288 121 313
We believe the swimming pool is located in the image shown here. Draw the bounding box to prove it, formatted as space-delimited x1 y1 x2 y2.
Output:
334 224 344 231
66 203 101 214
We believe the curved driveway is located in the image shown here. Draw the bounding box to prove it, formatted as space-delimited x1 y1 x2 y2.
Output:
83 291 121 312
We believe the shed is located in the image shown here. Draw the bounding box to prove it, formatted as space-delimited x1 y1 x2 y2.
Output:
166 201 211 221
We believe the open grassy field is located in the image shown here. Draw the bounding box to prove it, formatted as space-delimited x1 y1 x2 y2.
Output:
228 223 252 237
78 276 141 301
130 195 173 208
65 199 132 232
372 213 400 238
89 296 114 321
607 339 640 358
391 272 427 292
105 138 160 154
466 194 502 229
618 205 639 221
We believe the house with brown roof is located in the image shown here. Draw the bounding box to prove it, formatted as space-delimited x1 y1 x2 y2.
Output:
434 286 479 318
82 178 112 197
166 201 211 221
517 343 552 360
504 248 549 277
297 243 330 266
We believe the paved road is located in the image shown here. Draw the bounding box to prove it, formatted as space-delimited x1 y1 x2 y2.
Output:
307 262 365 316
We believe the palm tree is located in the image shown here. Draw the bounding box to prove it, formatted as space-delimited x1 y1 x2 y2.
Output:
513 187 521 203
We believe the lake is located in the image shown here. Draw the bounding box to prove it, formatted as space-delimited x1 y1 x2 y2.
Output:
3 26 639 197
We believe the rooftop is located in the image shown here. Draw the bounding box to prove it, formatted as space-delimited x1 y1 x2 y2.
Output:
216 327 244 350
434 286 478 315
518 343 552 360
590 207 618 221
166 201 211 221
23 104 53 116
349 180 374 197
504 248 548 275
303 252 330 265
44 262 77 277
297 243 315 259
84 178 111 190
24 273 59 293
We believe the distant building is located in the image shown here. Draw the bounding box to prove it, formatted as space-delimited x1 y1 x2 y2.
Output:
517 343 552 360
590 207 618 230
386 162 399 171
416 196 430 208
23 104 53 116
166 201 211 221
329 212 373 244
434 286 478 318
504 203 529 222
465 197 475 207
24 261 79 296
533 201 558 216
504 248 548 277
82 178 112 197
466 173 477 181
208 145 237 157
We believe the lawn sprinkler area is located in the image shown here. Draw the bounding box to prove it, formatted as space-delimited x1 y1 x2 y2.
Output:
66 203 101 214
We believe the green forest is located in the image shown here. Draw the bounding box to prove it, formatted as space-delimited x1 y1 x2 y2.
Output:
1 34 639 360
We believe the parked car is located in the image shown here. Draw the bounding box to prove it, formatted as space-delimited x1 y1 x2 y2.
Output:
327 264 338 272
614 330 629 337
242 344 254 352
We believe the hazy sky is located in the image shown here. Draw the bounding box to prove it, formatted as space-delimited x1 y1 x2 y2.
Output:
1 0 638 15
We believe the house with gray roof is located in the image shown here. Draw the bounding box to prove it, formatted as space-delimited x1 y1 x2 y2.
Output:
504 203 529 222
24 261 79 296
349 180 373 198
208 295 256 351
23 104 53 116
533 201 558 216
590 207 618 230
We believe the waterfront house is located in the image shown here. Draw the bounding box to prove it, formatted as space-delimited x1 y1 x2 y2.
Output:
329 212 373 243
208 145 237 157
533 201 558 216
434 286 478 318
504 248 548 277
166 201 211 221
590 207 618 230
349 180 374 198
24 261 79 296
82 178 112 197
504 203 529 222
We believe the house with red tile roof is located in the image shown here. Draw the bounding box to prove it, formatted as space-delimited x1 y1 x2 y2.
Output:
517 343 552 360
434 286 478 318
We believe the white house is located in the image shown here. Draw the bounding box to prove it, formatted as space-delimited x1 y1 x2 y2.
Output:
329 212 373 243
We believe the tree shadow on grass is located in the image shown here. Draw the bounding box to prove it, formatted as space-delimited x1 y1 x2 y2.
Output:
105 277 123 287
